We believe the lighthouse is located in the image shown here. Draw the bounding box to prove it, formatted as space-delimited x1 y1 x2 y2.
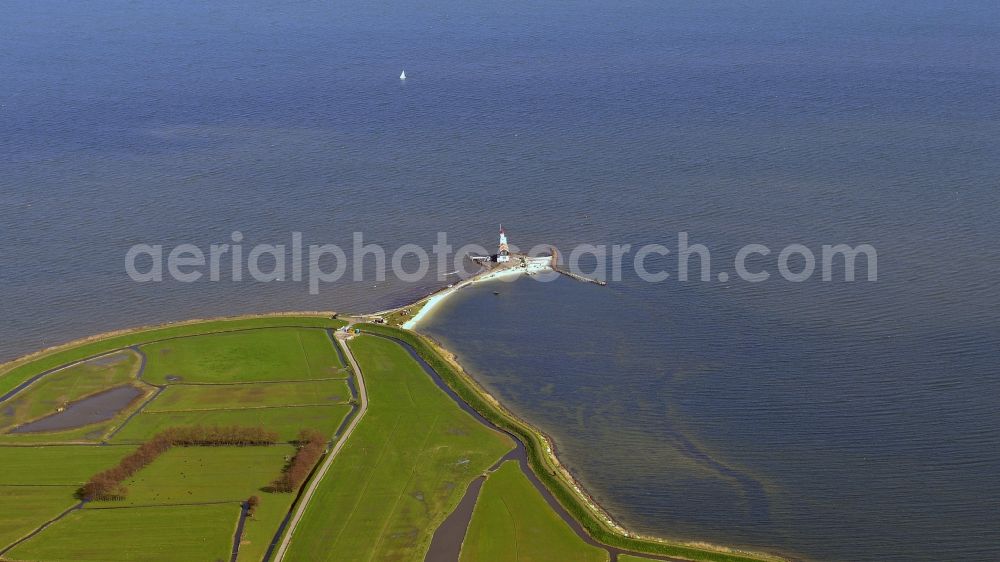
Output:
497 225 511 263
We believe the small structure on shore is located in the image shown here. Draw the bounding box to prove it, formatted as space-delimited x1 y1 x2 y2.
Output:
471 224 513 264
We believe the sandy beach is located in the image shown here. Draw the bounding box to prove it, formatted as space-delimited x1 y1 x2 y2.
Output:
402 256 554 330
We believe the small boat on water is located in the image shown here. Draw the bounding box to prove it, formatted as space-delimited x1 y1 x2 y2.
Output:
399 70 406 80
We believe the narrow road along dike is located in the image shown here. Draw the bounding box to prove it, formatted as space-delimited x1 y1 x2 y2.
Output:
270 331 369 562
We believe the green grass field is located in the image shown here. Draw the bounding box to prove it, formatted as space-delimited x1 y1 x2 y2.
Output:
0 317 346 399
0 422 127 445
282 334 515 561
87 445 299 562
0 319 351 561
0 351 141 432
94 445 296 506
144 379 352 412
0 446 135 485
110 404 352 443
238 491 295 562
7 503 238 562
0 486 79 550
140 328 345 385
459 460 608 562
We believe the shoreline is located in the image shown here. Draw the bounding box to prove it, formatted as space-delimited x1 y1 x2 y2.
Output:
0 281 782 561
365 253 554 330
373 326 781 562
401 264 542 329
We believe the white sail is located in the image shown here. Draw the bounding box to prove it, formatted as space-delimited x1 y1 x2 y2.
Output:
400 70 406 80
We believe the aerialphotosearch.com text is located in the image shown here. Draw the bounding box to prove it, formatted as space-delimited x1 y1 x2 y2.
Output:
125 231 877 294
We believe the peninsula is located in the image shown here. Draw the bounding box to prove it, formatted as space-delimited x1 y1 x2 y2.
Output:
0 251 781 562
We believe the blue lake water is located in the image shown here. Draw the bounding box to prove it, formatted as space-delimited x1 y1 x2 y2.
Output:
2 1 999 560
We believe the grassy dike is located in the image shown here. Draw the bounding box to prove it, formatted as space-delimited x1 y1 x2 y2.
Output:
358 323 782 562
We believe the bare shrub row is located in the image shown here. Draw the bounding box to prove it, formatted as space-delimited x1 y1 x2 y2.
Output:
156 425 279 446
269 429 327 493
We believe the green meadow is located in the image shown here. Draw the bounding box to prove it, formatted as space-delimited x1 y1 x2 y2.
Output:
0 446 136 485
145 379 352 412
0 486 79 550
282 334 515 561
110 404 353 443
0 421 126 445
238 492 296 562
0 319 350 562
460 461 608 562
140 328 345 385
95 445 296 506
0 317 346 399
7 503 237 562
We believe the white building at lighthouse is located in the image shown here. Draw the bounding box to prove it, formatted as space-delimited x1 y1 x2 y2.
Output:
497 224 511 262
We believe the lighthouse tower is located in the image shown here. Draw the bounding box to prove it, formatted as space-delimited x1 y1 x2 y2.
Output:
497 225 511 263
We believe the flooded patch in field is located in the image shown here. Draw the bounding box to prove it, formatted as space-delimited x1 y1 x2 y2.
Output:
86 352 131 367
424 476 486 562
9 386 144 434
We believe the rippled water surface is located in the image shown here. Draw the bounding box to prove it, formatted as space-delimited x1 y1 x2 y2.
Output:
2 1 999 560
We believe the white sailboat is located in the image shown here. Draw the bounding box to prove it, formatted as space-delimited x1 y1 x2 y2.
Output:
399 70 406 80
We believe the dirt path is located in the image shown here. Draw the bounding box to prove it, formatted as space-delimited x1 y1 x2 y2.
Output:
270 330 368 562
